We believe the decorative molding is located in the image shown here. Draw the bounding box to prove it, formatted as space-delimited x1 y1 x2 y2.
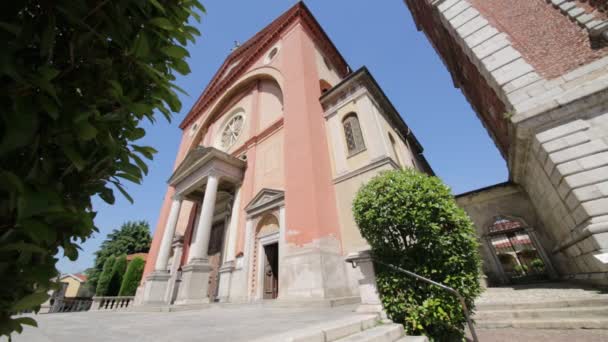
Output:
244 188 285 218
333 157 400 184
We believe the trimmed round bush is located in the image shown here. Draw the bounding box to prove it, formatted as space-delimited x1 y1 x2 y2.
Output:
353 169 482 341
95 257 116 296
107 255 127 296
119 257 146 296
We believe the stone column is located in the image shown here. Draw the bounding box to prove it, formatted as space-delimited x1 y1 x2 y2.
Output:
217 185 242 302
188 174 219 262
142 195 182 305
164 237 184 304
345 250 387 319
176 175 219 305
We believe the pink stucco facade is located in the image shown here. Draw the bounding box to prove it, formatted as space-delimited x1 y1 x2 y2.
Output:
139 3 431 305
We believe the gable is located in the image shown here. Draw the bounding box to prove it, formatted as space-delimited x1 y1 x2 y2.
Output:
179 2 350 130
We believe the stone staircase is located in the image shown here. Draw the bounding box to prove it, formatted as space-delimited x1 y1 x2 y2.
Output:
252 314 428 342
474 282 608 329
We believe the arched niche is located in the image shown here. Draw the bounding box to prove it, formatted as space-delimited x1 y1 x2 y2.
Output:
258 78 284 131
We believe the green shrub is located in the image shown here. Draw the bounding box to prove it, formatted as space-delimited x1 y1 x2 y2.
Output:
119 257 146 296
95 257 116 296
530 258 545 272
107 255 127 296
353 169 482 341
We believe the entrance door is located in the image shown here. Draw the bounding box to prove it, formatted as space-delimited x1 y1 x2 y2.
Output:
262 243 279 299
207 222 225 301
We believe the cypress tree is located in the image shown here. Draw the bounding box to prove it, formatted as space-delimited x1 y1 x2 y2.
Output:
119 257 146 296
95 257 116 296
107 255 127 296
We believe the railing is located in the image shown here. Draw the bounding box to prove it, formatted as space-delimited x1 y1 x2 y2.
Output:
49 298 92 313
90 296 135 311
370 259 479 342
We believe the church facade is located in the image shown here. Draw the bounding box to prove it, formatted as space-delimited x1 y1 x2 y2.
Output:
137 3 432 306
403 0 608 286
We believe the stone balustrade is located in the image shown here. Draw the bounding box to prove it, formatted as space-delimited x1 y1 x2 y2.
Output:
90 296 135 311
48 298 92 313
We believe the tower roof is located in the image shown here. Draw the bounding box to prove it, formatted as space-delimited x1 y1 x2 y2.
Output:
179 1 351 129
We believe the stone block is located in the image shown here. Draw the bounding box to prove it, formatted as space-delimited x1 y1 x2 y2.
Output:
473 33 510 60
442 1 470 20
548 140 608 166
551 0 567 6
449 7 479 29
504 72 542 94
559 2 576 12
464 25 499 48
141 271 171 305
174 260 213 305
581 198 608 218
482 46 521 72
543 131 590 153
584 20 603 30
576 13 595 25
437 0 461 12
591 233 608 250
457 15 488 39
493 58 535 86
575 151 608 170
564 166 608 192
567 7 585 19
536 119 589 143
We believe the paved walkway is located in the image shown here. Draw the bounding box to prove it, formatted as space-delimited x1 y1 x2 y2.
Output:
11 305 361 342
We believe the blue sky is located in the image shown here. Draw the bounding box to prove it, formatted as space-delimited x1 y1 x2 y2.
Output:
57 1 508 274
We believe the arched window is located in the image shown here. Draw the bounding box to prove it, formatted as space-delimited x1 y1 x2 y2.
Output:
343 113 366 156
388 133 402 167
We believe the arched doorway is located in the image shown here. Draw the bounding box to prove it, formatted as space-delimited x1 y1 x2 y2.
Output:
485 216 555 284
255 214 279 299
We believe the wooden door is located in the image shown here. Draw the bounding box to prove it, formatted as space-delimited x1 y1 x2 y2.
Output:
206 222 225 300
263 243 279 299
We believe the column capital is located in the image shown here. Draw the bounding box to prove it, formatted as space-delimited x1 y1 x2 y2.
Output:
172 193 184 201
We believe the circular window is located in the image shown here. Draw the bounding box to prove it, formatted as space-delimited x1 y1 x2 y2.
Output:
221 114 245 149
264 45 280 64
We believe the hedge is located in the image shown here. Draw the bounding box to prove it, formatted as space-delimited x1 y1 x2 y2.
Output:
107 255 127 296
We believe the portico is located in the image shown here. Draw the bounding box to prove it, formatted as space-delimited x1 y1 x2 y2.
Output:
142 147 246 305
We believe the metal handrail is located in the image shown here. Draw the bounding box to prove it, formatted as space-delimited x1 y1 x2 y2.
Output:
370 259 479 342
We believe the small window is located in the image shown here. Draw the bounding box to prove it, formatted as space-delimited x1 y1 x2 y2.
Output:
343 113 366 156
264 45 280 64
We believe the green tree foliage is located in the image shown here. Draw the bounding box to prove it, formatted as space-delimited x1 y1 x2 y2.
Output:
107 255 127 296
353 169 482 341
95 257 116 297
0 0 204 336
87 221 151 290
119 257 146 296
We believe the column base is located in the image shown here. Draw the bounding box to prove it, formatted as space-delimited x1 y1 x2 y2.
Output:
345 250 387 319
141 271 171 305
217 261 235 303
174 259 213 305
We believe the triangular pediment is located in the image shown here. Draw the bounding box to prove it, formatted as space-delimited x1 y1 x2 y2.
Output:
245 188 284 214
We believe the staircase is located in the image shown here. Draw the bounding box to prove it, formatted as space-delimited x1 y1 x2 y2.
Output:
252 314 428 342
474 282 608 329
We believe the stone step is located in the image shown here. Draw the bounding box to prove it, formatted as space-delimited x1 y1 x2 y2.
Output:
334 324 405 342
476 297 608 311
475 306 608 320
476 317 608 329
394 336 429 342
250 314 380 342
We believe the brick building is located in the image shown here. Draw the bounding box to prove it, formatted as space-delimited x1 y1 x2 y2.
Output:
403 0 608 285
